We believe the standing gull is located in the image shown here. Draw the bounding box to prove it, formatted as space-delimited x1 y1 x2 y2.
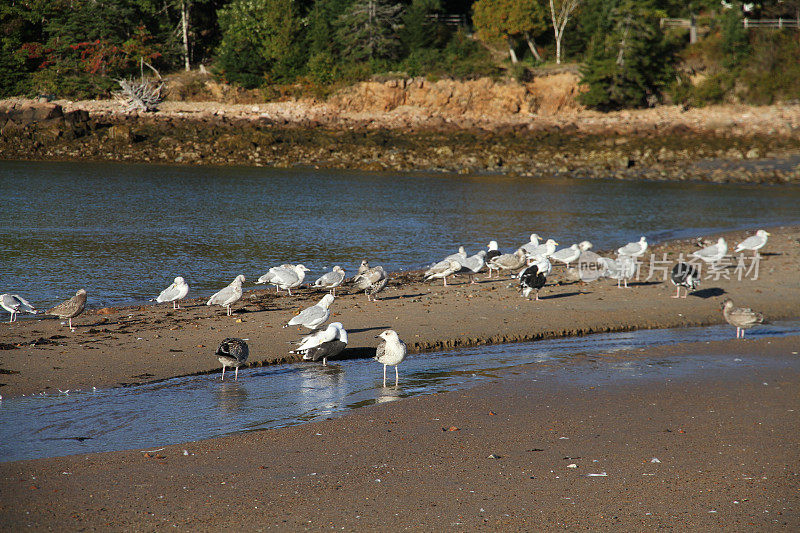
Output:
215 338 249 381
617 236 648 257
600 256 636 288
375 329 407 387
313 266 346 296
721 298 764 339
152 276 189 309
489 249 527 276
352 265 387 301
291 322 348 365
670 262 700 298
256 264 309 295
519 233 542 254
484 241 502 278
46 289 87 332
443 246 468 266
550 244 581 268
519 264 547 300
206 275 245 316
1 294 38 323
525 238 558 261
459 250 487 284
735 230 770 256
424 259 462 286
285 294 334 330
691 237 727 265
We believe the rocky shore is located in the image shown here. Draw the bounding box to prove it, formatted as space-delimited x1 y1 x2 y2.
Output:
2 78 800 184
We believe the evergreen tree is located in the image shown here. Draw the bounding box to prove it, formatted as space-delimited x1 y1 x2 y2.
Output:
398 0 446 53
720 2 750 70
336 0 403 62
579 0 675 110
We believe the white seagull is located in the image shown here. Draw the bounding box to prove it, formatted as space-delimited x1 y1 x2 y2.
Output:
617 236 648 257
255 264 309 295
600 256 636 288
520 233 542 254
550 244 581 267
285 294 334 330
735 230 770 256
424 259 462 286
152 276 189 309
525 238 558 260
206 275 245 316
313 266 346 296
691 237 727 265
375 329 407 387
291 322 348 365
459 250 487 283
1 294 38 322
443 246 468 266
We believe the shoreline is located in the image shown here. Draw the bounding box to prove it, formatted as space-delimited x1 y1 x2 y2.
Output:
1 334 798 530
2 99 800 184
1 224 798 398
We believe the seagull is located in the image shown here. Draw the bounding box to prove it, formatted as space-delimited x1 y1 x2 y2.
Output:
206 275 245 316
313 266 346 296
255 264 309 295
375 329 407 387
291 322 348 365
524 253 552 277
525 239 558 261
617 236 648 257
691 237 727 265
600 256 636 288
357 260 370 276
424 259 462 286
670 262 700 298
489 249 526 276
485 241 502 278
735 230 770 256
519 233 542 254
215 338 249 381
46 289 87 331
1 294 38 322
459 250 487 283
352 265 387 301
285 294 334 330
151 276 189 309
443 246 467 266
721 298 764 339
578 240 593 252
519 264 547 300
550 244 581 267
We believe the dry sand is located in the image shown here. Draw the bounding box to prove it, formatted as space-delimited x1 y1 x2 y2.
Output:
1 334 798 530
1 226 798 398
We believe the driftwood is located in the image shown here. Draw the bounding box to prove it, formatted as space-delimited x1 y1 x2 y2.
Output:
114 59 164 112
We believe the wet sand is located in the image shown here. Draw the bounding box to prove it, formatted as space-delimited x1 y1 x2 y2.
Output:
1 334 798 530
0 225 798 398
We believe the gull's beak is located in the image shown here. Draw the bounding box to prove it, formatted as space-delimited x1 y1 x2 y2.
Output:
766 232 771 236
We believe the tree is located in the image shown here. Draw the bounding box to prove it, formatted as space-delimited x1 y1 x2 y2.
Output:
579 0 675 110
472 0 548 63
548 0 581 64
336 0 403 62
720 2 750 70
399 0 447 53
216 0 301 87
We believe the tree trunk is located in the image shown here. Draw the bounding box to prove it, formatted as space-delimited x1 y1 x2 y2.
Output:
555 36 562 64
525 32 542 62
181 0 190 71
508 43 518 64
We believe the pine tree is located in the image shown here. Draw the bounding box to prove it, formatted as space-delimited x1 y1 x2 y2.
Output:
336 0 403 62
579 0 675 110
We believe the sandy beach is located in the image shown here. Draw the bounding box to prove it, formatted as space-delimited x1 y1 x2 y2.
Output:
0 225 798 398
1 333 798 530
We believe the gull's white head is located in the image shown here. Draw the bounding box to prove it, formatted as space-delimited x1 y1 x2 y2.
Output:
376 329 399 342
319 294 335 307
174 276 185 284
296 264 310 272
235 274 245 283
757 230 770 237
333 266 344 273
488 240 498 250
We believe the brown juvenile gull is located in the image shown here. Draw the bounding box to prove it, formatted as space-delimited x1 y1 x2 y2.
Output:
285 294 334 330
375 329 407 387
46 289 87 332
206 275 245 316
352 265 387 301
735 230 770 256
424 259 462 286
721 298 764 339
489 248 526 276
151 276 189 309
313 266 346 296
291 322 348 366
1 294 38 322
215 338 249 381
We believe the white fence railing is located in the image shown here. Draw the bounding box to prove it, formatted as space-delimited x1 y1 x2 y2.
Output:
661 17 800 29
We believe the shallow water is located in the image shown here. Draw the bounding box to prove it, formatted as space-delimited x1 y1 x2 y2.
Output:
2 160 799 308
1 321 797 463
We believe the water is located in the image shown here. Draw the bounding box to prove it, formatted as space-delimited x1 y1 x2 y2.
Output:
1 321 798 463
2 161 800 308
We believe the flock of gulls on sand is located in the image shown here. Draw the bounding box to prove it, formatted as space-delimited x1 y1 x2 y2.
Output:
1 229 772 386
